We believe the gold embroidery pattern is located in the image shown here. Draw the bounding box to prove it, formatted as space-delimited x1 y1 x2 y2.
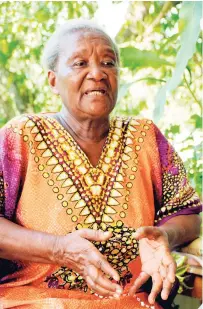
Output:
8 116 150 229
155 151 201 223
46 222 139 291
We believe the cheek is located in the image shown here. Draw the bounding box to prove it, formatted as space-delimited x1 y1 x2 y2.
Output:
111 75 119 94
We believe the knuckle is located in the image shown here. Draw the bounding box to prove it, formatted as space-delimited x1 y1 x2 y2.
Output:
94 229 102 239
97 257 103 269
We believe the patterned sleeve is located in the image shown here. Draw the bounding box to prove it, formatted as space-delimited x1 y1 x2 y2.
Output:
0 117 27 220
153 124 202 226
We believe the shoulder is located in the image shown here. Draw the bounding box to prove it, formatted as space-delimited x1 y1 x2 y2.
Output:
1 113 56 135
0 113 57 152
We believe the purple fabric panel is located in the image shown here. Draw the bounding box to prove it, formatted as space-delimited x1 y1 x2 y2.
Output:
0 125 23 220
156 205 202 226
155 125 174 168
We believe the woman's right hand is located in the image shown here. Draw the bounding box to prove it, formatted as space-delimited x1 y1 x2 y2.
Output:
51 228 123 298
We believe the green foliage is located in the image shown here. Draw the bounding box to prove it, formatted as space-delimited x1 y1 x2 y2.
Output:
172 253 191 294
153 1 202 122
0 1 202 196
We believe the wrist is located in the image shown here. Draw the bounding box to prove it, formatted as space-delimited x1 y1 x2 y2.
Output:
35 232 59 264
158 225 175 250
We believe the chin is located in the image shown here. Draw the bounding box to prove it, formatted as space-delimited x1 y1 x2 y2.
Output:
82 102 115 119
89 105 114 118
86 111 111 119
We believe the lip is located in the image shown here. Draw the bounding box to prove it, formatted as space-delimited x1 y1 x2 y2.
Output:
84 87 108 95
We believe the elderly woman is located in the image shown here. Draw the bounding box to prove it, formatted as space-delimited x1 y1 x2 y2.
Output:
0 20 201 309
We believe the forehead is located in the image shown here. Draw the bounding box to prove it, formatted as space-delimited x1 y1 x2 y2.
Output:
60 30 116 59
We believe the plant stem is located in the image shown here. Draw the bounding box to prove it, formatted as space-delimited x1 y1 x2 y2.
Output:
183 74 201 107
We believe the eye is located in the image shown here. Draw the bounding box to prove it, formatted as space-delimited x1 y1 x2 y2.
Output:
73 60 87 67
102 60 116 67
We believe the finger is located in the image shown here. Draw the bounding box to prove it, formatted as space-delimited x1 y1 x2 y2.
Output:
159 264 167 279
86 264 122 294
161 278 173 300
148 272 162 304
162 255 176 283
90 251 120 282
133 226 161 240
77 229 112 242
86 273 121 298
129 272 150 296
168 261 176 283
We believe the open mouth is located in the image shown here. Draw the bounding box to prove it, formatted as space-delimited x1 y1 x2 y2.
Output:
84 89 107 96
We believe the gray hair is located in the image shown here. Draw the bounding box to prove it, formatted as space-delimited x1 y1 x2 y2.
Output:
42 19 120 71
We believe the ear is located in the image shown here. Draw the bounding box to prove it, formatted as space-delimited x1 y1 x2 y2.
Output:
48 70 59 95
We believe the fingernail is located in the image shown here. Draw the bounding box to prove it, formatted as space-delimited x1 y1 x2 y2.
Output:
116 288 122 295
113 293 120 299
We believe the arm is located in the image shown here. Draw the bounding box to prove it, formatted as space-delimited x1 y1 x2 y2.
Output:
129 214 201 304
129 122 202 303
159 214 201 250
0 217 56 263
0 217 122 298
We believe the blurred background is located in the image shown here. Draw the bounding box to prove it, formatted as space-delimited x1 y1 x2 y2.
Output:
0 1 202 307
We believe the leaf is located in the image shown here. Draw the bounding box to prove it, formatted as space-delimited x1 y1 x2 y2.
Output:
153 1 202 123
159 33 179 54
170 125 180 134
0 51 8 63
35 8 49 22
190 114 202 129
8 40 20 55
120 46 172 70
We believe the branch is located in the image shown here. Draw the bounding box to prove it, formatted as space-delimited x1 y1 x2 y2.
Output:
183 74 201 107
141 2 173 39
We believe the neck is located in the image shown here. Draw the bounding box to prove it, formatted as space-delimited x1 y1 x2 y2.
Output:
55 108 110 143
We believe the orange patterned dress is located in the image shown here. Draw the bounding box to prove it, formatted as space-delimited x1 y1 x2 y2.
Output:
0 114 201 309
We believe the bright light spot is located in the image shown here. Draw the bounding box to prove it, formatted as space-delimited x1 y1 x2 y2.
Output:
171 7 178 15
160 18 167 24
149 4 154 15
200 18 203 30
94 0 129 38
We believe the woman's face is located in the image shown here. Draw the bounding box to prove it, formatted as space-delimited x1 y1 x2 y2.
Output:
48 31 119 120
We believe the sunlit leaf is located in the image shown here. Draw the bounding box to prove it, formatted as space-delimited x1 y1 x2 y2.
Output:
190 114 202 129
166 125 180 135
120 46 172 70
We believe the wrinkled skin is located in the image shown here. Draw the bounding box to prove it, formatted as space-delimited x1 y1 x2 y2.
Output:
52 229 122 298
129 227 176 304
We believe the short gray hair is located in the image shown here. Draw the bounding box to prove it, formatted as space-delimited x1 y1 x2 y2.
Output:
42 19 120 71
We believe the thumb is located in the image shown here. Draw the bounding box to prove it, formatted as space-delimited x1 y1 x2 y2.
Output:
76 228 112 241
132 226 162 240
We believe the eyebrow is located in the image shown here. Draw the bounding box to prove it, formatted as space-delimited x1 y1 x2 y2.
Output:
68 47 117 60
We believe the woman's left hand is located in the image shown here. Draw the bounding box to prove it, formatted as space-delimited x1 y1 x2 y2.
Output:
129 226 176 304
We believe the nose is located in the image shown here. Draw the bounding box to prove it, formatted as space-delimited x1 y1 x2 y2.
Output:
87 64 107 81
